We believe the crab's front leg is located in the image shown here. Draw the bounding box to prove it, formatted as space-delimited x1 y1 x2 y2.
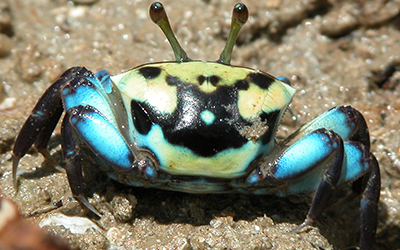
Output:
12 67 87 184
12 68 158 215
60 69 165 215
240 106 380 250
60 105 135 216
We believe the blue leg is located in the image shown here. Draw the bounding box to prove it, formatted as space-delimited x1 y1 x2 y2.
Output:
244 129 345 223
288 106 381 248
58 69 163 214
60 71 159 181
62 102 156 216
62 69 133 147
67 105 134 171
60 104 159 214
288 105 370 147
12 66 157 215
241 105 380 250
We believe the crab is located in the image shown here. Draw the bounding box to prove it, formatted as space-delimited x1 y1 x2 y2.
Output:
12 2 380 250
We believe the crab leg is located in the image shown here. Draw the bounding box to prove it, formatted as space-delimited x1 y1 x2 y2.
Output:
360 155 380 250
292 130 344 230
60 70 158 174
12 67 84 185
244 105 380 250
60 103 162 215
288 105 370 147
66 105 134 172
58 69 164 212
12 67 148 214
61 108 101 216
66 104 157 175
246 128 345 215
61 102 140 216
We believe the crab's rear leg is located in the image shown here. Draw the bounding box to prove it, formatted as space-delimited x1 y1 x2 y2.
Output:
12 67 84 186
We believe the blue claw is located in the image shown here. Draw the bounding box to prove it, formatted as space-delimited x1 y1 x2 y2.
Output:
69 105 133 170
274 129 339 180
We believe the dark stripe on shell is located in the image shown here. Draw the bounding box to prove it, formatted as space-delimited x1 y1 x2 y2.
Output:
234 80 249 90
166 75 181 86
209 75 221 86
260 110 280 144
198 75 206 85
249 72 275 89
196 75 221 86
139 66 162 79
131 100 153 135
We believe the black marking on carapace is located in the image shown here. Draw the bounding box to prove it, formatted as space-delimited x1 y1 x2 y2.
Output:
234 80 249 90
209 75 221 86
131 100 153 135
133 76 274 157
139 66 162 79
166 75 181 86
249 72 275 89
196 75 221 86
260 110 280 144
198 75 206 85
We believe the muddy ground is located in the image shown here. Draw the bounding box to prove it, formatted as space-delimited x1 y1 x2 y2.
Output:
0 0 400 249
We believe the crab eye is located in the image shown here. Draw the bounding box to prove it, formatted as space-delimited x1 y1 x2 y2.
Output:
150 2 189 62
150 2 249 65
217 3 248 65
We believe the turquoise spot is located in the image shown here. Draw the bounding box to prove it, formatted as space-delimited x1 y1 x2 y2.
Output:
200 110 215 125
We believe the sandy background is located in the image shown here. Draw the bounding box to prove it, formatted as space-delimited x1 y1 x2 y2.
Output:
0 0 400 249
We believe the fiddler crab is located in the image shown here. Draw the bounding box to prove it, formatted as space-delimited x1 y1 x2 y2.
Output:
12 2 380 249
